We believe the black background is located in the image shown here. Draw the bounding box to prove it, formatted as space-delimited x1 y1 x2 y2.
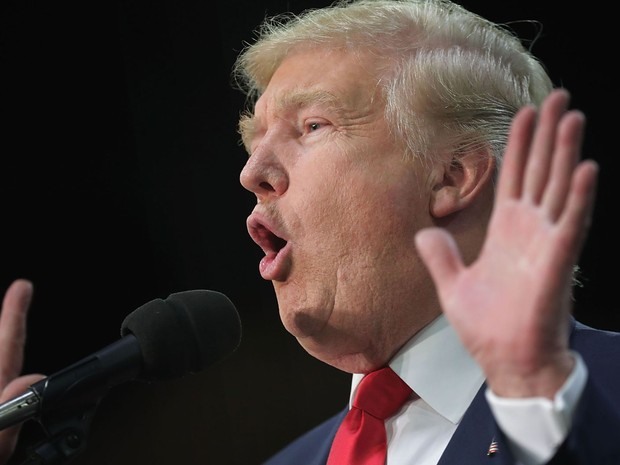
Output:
1 1 618 464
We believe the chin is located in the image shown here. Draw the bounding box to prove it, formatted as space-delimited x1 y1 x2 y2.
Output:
299 339 384 374
279 304 329 339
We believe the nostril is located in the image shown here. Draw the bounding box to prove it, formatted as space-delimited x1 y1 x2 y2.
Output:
260 181 275 192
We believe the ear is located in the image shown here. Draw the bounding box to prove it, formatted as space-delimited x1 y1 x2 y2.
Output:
429 151 495 218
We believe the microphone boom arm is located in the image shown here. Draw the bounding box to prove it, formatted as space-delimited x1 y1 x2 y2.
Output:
30 335 143 420
0 390 40 431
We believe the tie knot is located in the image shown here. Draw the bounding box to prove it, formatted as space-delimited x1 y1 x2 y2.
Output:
352 367 412 420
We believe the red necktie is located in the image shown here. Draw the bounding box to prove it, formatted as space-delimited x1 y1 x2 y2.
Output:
327 366 413 465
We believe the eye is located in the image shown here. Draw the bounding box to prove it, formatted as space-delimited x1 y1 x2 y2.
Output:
304 120 328 134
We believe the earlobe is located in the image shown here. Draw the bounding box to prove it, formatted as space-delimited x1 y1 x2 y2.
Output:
429 152 495 219
430 183 461 218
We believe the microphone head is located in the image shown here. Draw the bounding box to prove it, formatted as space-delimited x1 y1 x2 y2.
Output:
120 290 242 380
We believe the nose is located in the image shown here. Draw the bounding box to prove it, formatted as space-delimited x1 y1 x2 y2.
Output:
239 147 289 201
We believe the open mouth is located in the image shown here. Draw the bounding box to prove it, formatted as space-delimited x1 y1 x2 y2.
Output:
248 217 288 257
247 215 291 281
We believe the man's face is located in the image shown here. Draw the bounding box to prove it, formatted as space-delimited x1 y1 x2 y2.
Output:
240 47 440 372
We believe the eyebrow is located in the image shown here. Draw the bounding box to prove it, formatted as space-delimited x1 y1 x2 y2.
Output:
277 89 341 112
238 89 343 152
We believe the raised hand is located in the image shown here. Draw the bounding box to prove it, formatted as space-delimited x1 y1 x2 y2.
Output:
415 89 599 398
0 280 45 464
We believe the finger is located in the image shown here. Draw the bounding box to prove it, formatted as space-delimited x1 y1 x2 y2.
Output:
415 228 463 291
522 89 570 203
557 160 599 265
495 105 536 201
541 110 586 221
0 374 46 403
0 424 21 465
0 279 33 388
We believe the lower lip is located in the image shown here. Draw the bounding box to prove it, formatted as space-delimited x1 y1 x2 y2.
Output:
259 242 291 281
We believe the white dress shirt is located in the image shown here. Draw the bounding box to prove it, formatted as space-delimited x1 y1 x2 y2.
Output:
346 315 587 465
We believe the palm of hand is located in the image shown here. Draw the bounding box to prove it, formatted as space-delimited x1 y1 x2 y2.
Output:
415 89 598 397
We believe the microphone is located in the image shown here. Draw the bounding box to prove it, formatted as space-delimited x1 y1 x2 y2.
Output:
0 289 242 431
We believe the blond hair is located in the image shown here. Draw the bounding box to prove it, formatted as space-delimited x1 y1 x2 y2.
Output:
233 0 553 164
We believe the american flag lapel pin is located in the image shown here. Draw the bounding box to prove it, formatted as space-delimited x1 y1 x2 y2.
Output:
487 438 499 456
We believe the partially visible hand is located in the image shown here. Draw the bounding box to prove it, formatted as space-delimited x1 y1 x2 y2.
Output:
415 89 598 399
0 280 45 465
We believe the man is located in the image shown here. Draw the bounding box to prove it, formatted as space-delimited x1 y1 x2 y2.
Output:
232 0 620 463
1 1 619 464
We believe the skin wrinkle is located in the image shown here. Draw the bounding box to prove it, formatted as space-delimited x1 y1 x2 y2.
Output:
240 90 343 152
242 86 380 157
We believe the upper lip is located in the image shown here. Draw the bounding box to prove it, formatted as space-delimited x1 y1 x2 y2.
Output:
246 210 288 256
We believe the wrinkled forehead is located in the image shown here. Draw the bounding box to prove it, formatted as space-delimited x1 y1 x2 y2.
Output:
256 88 342 115
255 46 388 114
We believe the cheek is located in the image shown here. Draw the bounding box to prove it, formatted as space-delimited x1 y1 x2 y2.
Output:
293 167 357 235
345 171 426 238
291 149 429 255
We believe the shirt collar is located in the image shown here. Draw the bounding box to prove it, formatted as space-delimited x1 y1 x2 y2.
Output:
350 315 485 424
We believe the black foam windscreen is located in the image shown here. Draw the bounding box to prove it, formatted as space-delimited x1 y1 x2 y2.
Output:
120 290 242 380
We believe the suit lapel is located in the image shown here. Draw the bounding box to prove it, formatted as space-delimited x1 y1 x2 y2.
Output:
315 409 346 465
438 384 512 465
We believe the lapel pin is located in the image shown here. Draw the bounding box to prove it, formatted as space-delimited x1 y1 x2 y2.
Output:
487 438 499 456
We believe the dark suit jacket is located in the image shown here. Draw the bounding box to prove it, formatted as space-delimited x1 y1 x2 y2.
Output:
263 319 620 464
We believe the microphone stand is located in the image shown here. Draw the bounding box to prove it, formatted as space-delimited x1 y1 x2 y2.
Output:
20 401 100 465
13 336 143 464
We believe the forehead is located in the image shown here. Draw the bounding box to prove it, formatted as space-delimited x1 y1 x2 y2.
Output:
257 88 342 117
255 47 384 117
